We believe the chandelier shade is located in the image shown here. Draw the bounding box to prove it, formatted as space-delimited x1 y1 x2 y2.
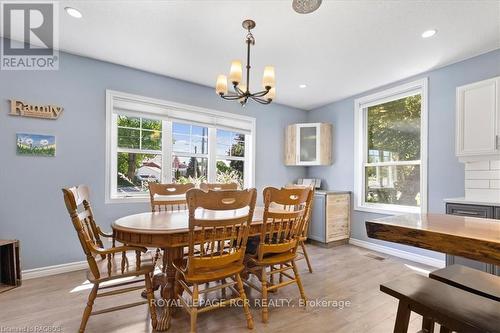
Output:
215 20 275 106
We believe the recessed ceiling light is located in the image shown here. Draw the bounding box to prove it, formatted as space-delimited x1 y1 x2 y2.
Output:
299 84 307 88
65 7 83 19
421 29 437 38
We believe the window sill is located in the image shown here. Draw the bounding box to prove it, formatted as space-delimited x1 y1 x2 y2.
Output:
354 204 422 216
106 196 150 204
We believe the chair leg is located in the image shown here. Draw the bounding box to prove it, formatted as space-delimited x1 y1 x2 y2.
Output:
301 241 313 273
422 317 435 333
439 327 452 333
291 261 306 302
79 283 98 333
190 283 199 333
393 301 411 333
221 278 227 298
145 273 158 329
236 274 254 329
261 267 269 323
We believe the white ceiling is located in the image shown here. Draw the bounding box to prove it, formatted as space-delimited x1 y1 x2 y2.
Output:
7 0 500 110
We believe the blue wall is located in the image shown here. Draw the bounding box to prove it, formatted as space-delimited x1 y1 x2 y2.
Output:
0 45 308 269
307 49 500 260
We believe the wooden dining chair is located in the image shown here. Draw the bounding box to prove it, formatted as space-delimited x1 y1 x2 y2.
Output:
200 182 239 191
62 185 157 332
282 185 315 273
148 183 194 212
173 188 257 333
244 186 313 323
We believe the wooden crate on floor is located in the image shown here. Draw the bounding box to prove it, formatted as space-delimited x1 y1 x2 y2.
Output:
0 240 21 293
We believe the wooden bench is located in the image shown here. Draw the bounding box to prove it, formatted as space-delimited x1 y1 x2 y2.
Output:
380 274 500 333
429 264 500 302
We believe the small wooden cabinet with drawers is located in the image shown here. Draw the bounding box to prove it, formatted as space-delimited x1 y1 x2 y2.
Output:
308 191 351 246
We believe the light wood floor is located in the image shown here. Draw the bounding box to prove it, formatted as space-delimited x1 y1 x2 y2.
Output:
0 244 436 332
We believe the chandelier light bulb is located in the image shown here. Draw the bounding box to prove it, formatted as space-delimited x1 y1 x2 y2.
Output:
262 66 276 89
229 60 243 84
216 75 228 95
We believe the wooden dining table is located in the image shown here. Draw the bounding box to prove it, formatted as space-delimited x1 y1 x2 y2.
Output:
112 207 266 331
365 213 500 265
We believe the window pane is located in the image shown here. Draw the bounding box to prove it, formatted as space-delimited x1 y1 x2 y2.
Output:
191 125 208 137
118 128 140 149
216 159 244 188
141 130 162 150
173 122 190 135
299 126 317 162
173 123 208 154
365 165 420 207
117 115 140 128
142 118 162 130
367 94 421 162
173 134 190 153
172 155 208 183
217 130 245 157
191 135 208 154
117 153 162 194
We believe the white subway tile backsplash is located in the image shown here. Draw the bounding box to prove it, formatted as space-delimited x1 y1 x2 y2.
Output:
465 170 500 180
464 160 500 199
465 179 490 189
465 188 500 202
490 160 500 170
465 161 490 170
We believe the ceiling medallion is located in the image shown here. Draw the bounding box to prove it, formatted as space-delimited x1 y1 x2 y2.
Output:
292 0 322 14
215 19 275 107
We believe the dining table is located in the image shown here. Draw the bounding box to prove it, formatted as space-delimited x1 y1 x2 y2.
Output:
112 206 266 331
365 213 500 266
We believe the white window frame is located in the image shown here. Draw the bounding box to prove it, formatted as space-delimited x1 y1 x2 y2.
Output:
354 78 428 215
105 90 256 203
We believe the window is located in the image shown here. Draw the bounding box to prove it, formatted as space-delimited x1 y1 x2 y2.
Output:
172 123 208 183
216 129 246 188
354 79 428 214
106 90 255 202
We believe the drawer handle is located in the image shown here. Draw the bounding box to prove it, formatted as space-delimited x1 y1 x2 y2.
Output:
454 210 481 216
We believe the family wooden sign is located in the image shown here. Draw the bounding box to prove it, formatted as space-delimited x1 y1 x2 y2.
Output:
9 99 63 120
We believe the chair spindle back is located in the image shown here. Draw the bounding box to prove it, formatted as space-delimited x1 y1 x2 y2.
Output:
148 183 194 212
258 187 313 261
200 182 239 191
62 185 105 279
185 188 257 275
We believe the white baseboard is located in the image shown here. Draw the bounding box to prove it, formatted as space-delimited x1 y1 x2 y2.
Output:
22 260 87 280
349 238 445 268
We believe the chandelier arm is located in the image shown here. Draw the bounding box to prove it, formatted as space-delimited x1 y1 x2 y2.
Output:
220 94 243 101
250 89 270 98
234 85 245 95
250 95 272 104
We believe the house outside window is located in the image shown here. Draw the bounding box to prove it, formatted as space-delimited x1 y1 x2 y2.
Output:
354 79 428 214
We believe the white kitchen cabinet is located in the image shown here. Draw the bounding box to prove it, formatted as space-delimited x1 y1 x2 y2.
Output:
284 123 332 166
456 76 500 162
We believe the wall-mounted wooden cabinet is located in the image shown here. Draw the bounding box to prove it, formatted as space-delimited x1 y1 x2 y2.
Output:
456 76 500 162
284 123 332 166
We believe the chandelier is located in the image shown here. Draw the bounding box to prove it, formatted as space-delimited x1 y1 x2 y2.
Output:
215 20 275 106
